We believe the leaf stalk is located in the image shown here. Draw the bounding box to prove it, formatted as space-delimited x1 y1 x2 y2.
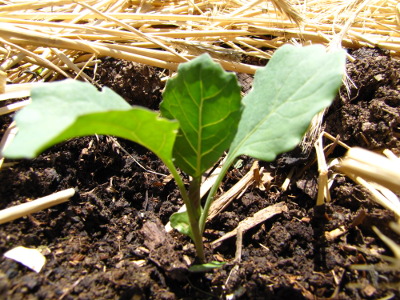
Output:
199 156 235 233
167 163 205 262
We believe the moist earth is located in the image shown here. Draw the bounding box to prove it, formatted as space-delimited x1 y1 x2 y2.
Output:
0 47 399 299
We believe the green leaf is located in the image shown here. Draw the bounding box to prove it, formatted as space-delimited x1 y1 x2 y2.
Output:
160 54 242 178
228 45 346 162
170 211 193 240
3 80 179 168
189 261 226 273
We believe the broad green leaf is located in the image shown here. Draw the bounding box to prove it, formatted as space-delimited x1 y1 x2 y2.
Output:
228 45 346 163
160 54 242 178
170 211 193 240
3 80 179 168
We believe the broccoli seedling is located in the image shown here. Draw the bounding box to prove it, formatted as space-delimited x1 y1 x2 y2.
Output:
3 45 346 263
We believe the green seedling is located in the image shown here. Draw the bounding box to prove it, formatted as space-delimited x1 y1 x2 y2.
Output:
3 45 346 264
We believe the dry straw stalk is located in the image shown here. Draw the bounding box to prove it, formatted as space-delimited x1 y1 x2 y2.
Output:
0 0 399 84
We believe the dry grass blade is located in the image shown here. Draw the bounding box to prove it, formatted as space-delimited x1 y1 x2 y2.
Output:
269 0 303 25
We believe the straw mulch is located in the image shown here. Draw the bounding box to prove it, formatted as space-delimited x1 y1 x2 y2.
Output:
0 0 399 85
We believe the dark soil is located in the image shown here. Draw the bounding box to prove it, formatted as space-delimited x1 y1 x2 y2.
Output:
0 47 399 299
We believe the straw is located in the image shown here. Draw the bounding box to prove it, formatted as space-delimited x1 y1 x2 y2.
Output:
0 0 397 86
0 188 75 225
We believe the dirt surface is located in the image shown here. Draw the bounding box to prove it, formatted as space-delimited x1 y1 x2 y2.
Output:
0 48 399 299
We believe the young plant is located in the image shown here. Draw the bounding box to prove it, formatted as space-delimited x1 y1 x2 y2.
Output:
3 45 346 263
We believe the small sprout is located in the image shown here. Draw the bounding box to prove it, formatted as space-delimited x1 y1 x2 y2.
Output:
189 261 226 273
3 45 346 263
